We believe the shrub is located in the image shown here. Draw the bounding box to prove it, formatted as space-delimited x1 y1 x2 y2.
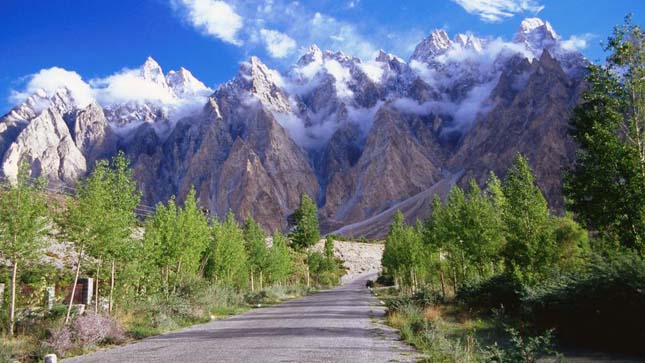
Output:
375 274 394 286
456 274 525 314
412 288 445 308
522 253 645 353
72 313 126 347
481 328 560 363
47 325 75 356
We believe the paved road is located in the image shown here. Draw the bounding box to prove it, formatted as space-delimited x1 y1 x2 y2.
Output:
63 273 419 363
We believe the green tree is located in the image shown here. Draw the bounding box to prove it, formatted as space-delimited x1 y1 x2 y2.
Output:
502 154 557 284
205 212 249 288
102 152 141 313
382 211 424 291
323 235 335 271
243 217 268 290
565 17 645 255
143 198 179 295
461 179 505 277
553 214 591 270
291 193 320 250
59 152 140 322
266 231 293 285
176 188 210 281
0 164 48 336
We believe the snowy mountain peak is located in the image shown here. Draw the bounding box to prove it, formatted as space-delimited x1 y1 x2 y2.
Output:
166 67 210 97
221 56 290 113
375 49 404 64
140 56 167 87
514 18 557 50
411 29 453 62
297 44 323 66
453 33 483 52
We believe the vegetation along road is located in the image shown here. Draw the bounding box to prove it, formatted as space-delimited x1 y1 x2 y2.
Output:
62 273 418 363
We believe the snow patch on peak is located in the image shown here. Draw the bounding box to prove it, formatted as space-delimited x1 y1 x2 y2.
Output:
167 67 211 97
514 18 557 49
454 33 483 52
298 45 323 66
140 57 167 88
411 29 453 62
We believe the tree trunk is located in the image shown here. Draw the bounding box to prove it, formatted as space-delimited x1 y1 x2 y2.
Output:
95 263 100 313
109 260 115 314
65 248 83 325
306 265 310 288
163 265 169 297
250 272 254 292
8 260 18 337
439 270 447 298
452 267 458 295
259 270 263 290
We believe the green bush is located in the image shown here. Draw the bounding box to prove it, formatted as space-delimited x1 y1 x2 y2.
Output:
523 253 645 353
456 274 525 314
412 288 445 307
481 328 560 363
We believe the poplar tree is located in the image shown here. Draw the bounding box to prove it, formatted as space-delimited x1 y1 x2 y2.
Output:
176 188 210 279
243 217 268 289
502 154 557 283
206 212 249 287
143 198 179 295
292 193 320 250
266 231 293 285
60 152 140 317
0 164 48 336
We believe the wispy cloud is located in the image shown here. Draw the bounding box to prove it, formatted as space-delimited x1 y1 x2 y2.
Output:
451 0 544 22
259 29 297 58
173 0 244 45
170 0 379 61
560 33 595 51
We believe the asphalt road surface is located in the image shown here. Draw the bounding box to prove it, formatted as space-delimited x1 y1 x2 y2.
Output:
63 273 419 363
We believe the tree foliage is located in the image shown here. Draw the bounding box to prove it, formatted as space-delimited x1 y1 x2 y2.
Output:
565 17 645 255
291 193 320 250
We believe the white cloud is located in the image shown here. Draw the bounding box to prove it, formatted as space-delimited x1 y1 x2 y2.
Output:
90 69 177 105
10 60 211 125
451 0 544 22
174 0 243 45
560 33 594 51
259 29 297 58
9 67 94 108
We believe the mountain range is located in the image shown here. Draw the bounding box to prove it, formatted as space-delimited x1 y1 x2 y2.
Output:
0 18 587 237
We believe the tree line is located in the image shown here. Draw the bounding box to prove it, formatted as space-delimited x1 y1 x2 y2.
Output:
0 152 333 337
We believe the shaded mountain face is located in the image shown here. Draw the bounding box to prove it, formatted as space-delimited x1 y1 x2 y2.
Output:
0 18 587 235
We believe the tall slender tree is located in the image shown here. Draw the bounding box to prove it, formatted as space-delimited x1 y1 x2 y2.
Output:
502 154 557 283
291 193 320 250
266 231 293 285
60 152 140 321
243 217 268 290
205 212 249 287
0 164 48 336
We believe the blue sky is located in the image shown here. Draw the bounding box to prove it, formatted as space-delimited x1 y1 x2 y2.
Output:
0 0 642 114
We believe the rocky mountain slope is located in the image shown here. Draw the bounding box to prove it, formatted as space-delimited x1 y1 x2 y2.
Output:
0 18 587 236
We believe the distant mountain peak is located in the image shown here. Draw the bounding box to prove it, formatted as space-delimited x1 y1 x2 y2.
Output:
410 29 453 62
514 17 557 50
140 56 167 87
297 44 324 66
